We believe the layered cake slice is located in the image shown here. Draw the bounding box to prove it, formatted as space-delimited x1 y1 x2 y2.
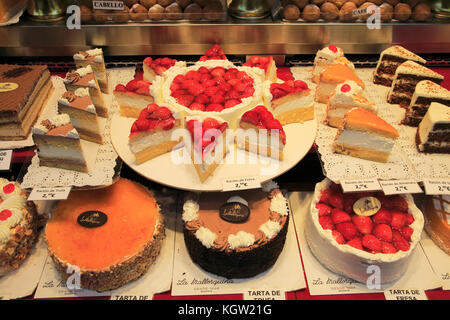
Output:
403 80 450 127
424 195 450 256
32 114 88 173
57 89 103 144
64 65 107 118
263 79 314 125
243 56 277 82
236 105 286 160
387 61 444 107
416 102 450 154
332 108 399 163
373 45 426 87
143 57 184 82
312 45 355 84
315 64 365 104
73 48 108 93
129 103 184 164
113 79 154 118
0 65 53 140
326 80 377 128
185 116 229 183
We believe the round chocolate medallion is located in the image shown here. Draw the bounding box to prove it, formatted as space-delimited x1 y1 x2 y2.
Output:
219 202 250 223
77 210 108 228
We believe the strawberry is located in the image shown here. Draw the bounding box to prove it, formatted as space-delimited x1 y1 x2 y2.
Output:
114 84 127 92
372 208 392 224
189 102 205 111
294 80 308 90
381 241 398 254
210 67 225 78
185 70 201 81
352 215 373 235
218 82 232 92
373 224 393 242
346 237 363 250
135 86 150 96
400 226 413 242
130 122 139 133
210 95 225 105
154 65 167 75
332 230 345 244
205 104 224 112
195 94 210 105
0 209 12 221
224 99 240 109
390 212 406 230
249 56 260 64
149 107 172 120
171 89 187 98
188 83 205 96
176 94 195 107
343 193 357 214
135 119 149 131
159 118 175 130
328 192 344 210
336 222 358 241
225 89 241 100
173 74 186 84
259 110 274 124
241 111 259 126
390 195 409 212
331 208 351 224
362 234 382 252
316 203 332 216
233 81 247 93
404 213 414 225
126 79 139 92
204 86 218 97
319 188 333 204
265 119 283 131
392 230 410 251
319 216 334 230
202 118 220 130
181 79 197 90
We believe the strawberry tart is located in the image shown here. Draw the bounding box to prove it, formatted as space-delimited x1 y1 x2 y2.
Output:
143 57 186 82
306 178 424 284
263 79 314 125
114 79 155 118
199 44 227 61
129 103 184 165
0 179 38 276
236 105 286 160
243 56 277 83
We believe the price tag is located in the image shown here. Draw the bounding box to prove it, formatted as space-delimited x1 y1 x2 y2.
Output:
340 179 381 193
222 176 261 192
384 288 427 300
423 179 450 195
243 289 285 300
28 187 72 201
379 180 423 195
0 149 12 171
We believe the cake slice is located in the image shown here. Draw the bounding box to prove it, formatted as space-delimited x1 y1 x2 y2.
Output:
64 65 107 118
243 56 277 83
403 80 450 127
263 79 314 125
326 80 377 128
332 108 399 163
113 79 154 118
32 114 88 173
57 89 103 144
387 61 444 107
236 105 286 160
312 45 355 84
143 57 184 82
73 48 108 93
315 64 365 104
424 195 450 256
416 102 450 154
373 45 426 87
129 103 184 164
185 116 229 183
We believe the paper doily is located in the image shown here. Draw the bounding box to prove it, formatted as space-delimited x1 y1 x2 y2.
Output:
20 67 136 189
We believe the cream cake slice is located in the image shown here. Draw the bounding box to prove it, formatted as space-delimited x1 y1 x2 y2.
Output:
143 57 185 82
416 102 450 154
263 79 314 125
243 56 277 83
73 48 108 93
113 79 154 118
332 108 399 163
236 105 286 160
129 103 184 164
64 65 107 118
312 45 355 84
32 114 88 173
326 80 377 128
57 89 103 144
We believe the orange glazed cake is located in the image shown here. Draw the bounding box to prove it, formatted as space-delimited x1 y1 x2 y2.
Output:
424 195 450 255
45 178 165 292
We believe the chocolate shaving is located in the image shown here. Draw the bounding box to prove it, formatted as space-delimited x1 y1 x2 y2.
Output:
40 119 56 131
62 91 77 102
66 72 81 84
2 67 32 78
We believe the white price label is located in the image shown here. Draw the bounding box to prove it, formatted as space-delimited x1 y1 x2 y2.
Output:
0 149 12 171
222 176 261 192
423 179 450 195
243 289 285 300
341 179 381 193
28 187 71 201
92 0 124 10
384 288 427 300
379 180 423 195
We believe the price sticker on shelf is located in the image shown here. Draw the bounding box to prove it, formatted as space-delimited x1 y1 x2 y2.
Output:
423 179 450 195
222 176 261 192
340 179 381 193
0 149 12 171
28 187 72 201
379 180 423 195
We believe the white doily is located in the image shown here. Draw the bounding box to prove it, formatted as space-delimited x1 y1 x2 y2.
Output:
291 67 420 183
20 67 136 189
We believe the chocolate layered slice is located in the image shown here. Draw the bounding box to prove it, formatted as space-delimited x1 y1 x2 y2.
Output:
0 64 53 140
387 61 444 108
373 46 426 87
416 102 450 154
403 80 450 127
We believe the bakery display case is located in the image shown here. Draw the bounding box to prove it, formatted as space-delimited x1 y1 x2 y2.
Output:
0 0 449 305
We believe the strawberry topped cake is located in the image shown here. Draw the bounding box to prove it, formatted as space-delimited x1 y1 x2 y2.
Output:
263 79 314 125
114 79 154 118
129 103 183 164
143 57 186 82
243 56 277 83
306 178 424 284
237 105 286 160
199 44 227 61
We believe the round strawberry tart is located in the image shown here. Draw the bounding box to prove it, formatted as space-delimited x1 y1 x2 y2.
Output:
0 178 38 276
45 178 164 292
305 178 424 284
182 183 289 278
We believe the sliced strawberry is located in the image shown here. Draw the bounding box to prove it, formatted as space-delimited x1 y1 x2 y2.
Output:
159 118 176 130
346 237 363 250
241 111 259 126
372 208 392 224
331 208 351 224
392 230 410 251
362 234 382 252
135 86 150 96
149 106 172 120
390 212 406 230
400 226 413 242
352 215 373 235
336 222 358 241
316 203 332 216
332 230 345 244
319 216 334 230
135 119 149 131
176 94 195 107
373 224 393 242
381 241 398 254
265 119 283 131
126 79 140 92
146 103 159 114
319 188 333 204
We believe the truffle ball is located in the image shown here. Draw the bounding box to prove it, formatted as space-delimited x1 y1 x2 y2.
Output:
329 0 348 8
114 5 131 22
157 0 175 7
358 2 376 21
302 4 321 21
291 0 309 9
321 2 340 20
412 2 431 21
164 2 183 19
203 1 224 20
184 3 203 20
282 4 301 20
339 1 357 21
148 4 165 20
140 0 156 8
394 3 412 21
380 2 393 21
129 3 148 21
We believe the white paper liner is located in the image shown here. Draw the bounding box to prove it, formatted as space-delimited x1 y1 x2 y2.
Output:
20 68 135 189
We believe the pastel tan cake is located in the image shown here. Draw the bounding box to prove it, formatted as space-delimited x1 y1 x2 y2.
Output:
312 45 355 84
45 178 165 292
73 48 108 93
182 182 289 278
0 64 53 140
0 179 38 276
424 195 450 255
